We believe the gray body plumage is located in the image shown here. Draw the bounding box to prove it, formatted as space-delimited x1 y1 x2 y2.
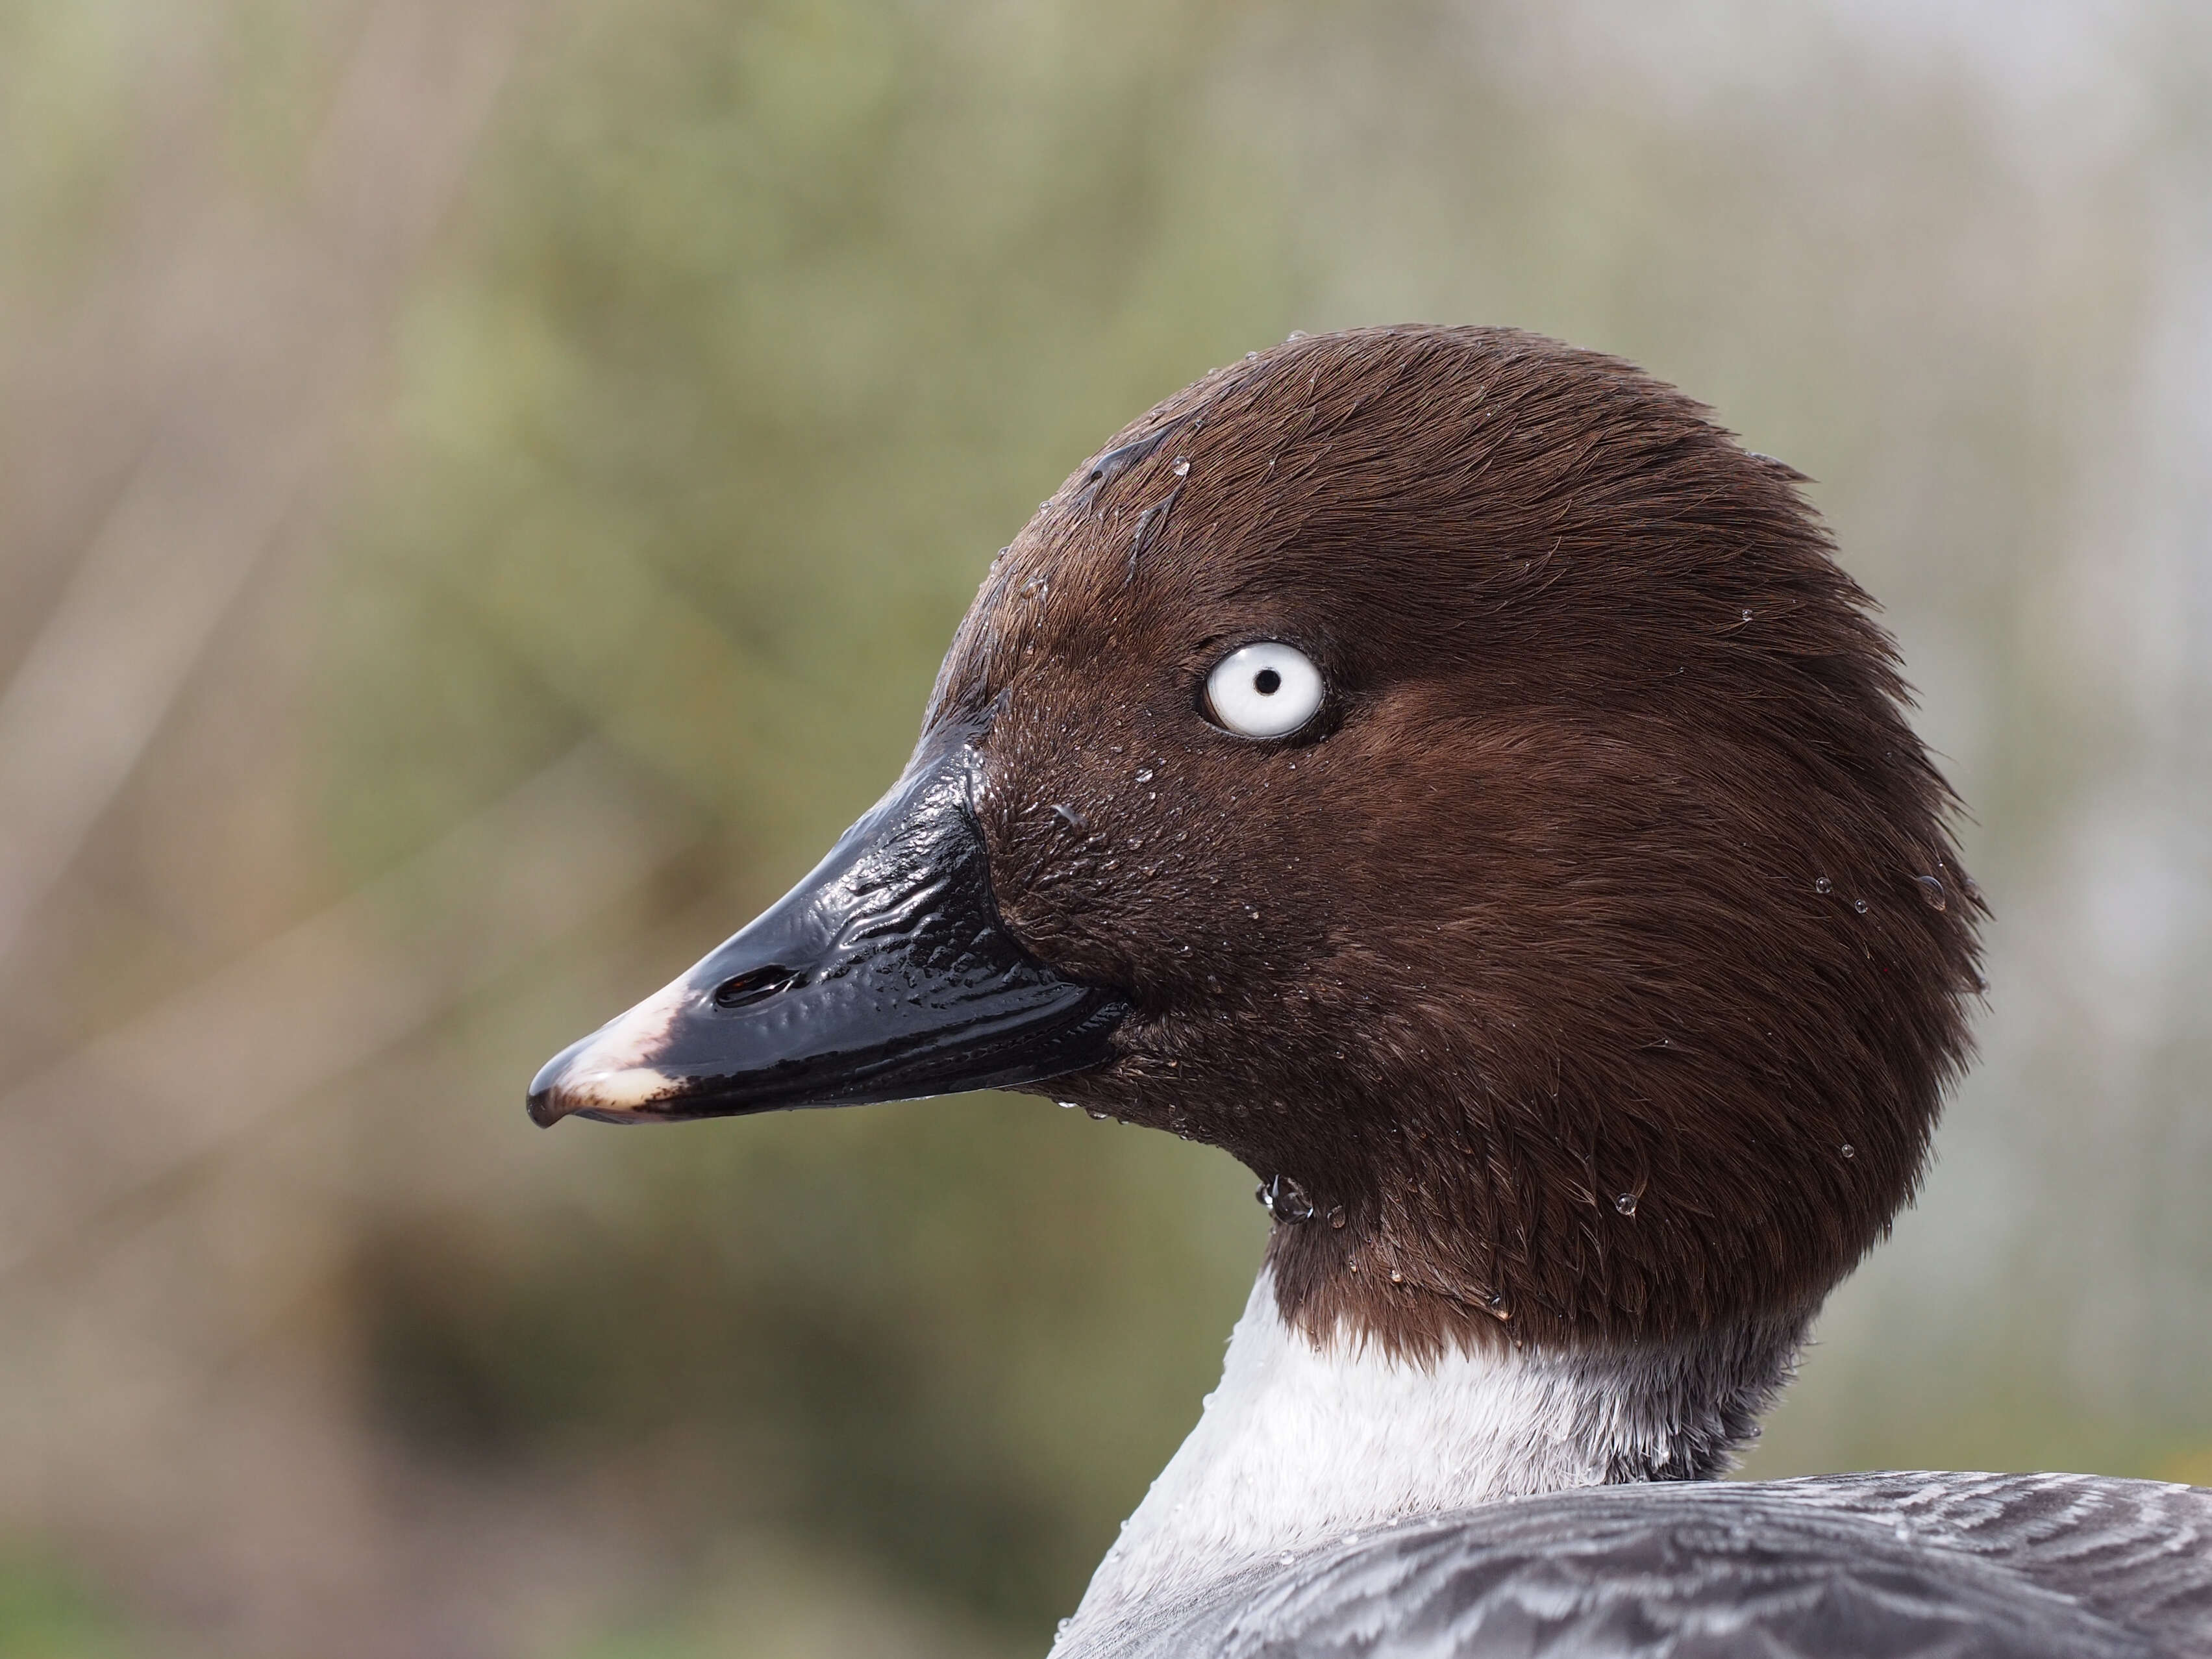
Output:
1063 1473 2212 1658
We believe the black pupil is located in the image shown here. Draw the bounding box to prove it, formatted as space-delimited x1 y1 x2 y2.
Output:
1253 667 1282 695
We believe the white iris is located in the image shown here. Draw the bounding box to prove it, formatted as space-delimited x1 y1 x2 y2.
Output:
1205 642 1324 738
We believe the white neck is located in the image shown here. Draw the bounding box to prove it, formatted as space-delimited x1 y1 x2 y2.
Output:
1056 1269 1806 1647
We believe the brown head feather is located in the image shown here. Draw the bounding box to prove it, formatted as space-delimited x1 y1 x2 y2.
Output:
926 325 1983 1358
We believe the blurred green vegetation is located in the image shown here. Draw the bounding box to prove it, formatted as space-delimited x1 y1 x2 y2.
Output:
0 1562 130 1659
0 5 131 293
328 0 1296 881
324 0 1291 1640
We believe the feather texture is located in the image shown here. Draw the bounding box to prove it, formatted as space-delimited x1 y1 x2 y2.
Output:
1058 1474 2212 1659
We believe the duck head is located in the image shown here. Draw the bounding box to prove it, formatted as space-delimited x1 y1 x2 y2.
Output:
530 325 1983 1359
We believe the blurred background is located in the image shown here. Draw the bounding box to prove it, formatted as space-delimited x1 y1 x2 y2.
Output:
1 0 2209 1653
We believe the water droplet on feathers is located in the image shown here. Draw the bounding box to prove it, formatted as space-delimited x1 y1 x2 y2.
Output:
1916 875 1947 910
1615 1193 1639 1216
1853 898 1869 914
1815 877 1833 895
1841 1143 1856 1159
1258 1175 1314 1223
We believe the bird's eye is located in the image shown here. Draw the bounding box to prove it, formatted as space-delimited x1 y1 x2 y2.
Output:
1204 642 1324 739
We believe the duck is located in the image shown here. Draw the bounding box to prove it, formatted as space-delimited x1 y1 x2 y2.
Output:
527 325 2212 1657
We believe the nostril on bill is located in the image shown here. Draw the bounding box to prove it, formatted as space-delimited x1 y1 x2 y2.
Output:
712 965 803 1010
